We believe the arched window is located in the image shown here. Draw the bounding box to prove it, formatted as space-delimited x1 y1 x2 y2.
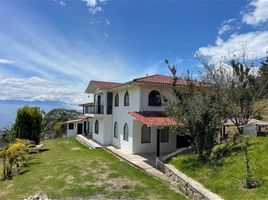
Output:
141 125 151 143
148 90 162 106
114 122 118 138
124 91 129 106
95 120 99 134
115 93 119 107
123 123 129 141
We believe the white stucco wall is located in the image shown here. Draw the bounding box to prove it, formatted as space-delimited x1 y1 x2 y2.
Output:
111 85 141 153
132 120 177 154
92 115 113 145
66 122 77 137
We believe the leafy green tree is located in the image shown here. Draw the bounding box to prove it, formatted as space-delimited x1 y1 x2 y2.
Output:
198 54 268 135
53 122 63 138
258 56 268 98
165 60 223 161
13 106 42 144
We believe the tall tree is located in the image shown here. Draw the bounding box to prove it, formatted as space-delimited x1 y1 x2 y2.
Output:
198 54 268 134
13 106 43 144
165 60 223 161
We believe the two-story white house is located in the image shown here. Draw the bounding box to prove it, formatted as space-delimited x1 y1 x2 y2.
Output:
66 74 192 156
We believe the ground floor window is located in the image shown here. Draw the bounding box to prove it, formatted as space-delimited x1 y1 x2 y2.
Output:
114 122 118 138
68 123 74 130
161 127 169 142
123 123 129 141
141 125 151 143
95 120 99 134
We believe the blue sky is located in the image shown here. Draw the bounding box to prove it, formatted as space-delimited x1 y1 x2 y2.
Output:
0 0 268 104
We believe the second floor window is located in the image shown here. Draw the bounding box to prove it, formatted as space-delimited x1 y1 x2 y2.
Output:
115 93 119 107
95 120 99 134
124 91 130 106
148 90 162 106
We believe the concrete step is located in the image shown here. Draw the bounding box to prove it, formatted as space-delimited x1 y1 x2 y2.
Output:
76 135 102 149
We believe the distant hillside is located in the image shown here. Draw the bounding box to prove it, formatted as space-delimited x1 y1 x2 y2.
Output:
0 100 81 128
255 99 268 121
42 108 81 139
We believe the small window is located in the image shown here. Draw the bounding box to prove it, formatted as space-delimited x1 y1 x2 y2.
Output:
115 93 119 107
141 125 151 143
148 90 162 106
68 123 74 130
124 91 129 106
95 120 99 134
161 127 169 142
114 122 118 138
123 123 129 141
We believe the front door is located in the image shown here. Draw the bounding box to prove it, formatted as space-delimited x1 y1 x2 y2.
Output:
77 123 83 135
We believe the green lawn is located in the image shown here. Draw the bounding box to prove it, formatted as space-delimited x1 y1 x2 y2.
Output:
169 136 268 200
0 138 186 200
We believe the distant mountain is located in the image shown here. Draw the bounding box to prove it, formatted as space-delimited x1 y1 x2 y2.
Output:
42 108 81 139
0 100 81 128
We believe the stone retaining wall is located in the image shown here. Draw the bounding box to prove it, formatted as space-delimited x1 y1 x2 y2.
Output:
157 160 223 200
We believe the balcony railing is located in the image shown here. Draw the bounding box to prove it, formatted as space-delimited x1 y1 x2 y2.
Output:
84 104 113 115
92 105 104 114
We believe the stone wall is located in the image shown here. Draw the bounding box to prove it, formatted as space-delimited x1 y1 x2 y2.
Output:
157 160 223 200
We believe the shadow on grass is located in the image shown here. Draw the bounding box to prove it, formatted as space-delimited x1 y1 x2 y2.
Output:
39 148 49 153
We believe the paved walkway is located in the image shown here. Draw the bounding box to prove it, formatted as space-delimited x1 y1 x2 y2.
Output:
106 146 171 182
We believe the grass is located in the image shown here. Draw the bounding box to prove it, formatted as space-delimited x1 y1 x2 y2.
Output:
169 136 268 200
0 138 186 200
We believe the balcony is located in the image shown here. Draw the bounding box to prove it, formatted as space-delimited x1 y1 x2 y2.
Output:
92 105 104 114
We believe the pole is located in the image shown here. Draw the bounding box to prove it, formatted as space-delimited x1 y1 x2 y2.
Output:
156 128 160 167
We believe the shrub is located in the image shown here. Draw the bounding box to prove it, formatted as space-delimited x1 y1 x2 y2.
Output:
13 106 42 144
0 139 30 180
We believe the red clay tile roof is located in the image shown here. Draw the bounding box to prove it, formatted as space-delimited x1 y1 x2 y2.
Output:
128 111 178 126
133 74 189 85
90 80 121 89
79 102 94 107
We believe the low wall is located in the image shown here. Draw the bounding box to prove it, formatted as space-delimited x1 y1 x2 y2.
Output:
157 160 223 200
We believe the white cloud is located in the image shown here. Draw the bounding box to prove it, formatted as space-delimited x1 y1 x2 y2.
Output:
89 6 102 15
59 1 66 6
197 31 268 63
218 18 236 36
0 58 14 64
82 0 107 15
218 24 231 35
242 0 268 25
105 18 111 26
82 0 97 7
0 77 89 104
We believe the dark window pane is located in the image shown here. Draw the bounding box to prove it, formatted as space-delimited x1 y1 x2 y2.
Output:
161 127 169 142
68 123 74 130
148 90 162 106
141 125 151 143
124 92 130 106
